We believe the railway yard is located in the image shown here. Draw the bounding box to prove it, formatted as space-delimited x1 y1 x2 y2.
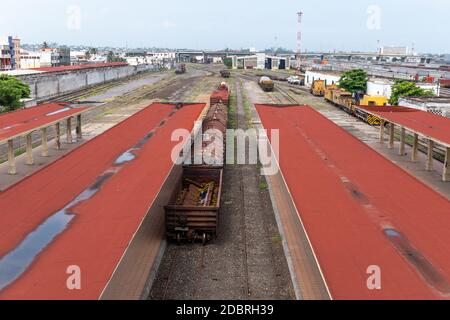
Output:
1 62 450 301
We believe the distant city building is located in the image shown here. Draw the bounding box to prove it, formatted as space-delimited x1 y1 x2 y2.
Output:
230 53 290 70
39 48 54 67
20 51 41 69
0 37 12 71
380 46 409 56
57 47 71 66
39 48 62 67
125 56 151 66
124 51 176 66
0 36 21 70
399 97 450 118
147 52 176 61
70 50 87 64
443 54 450 64
88 54 107 63
11 37 21 69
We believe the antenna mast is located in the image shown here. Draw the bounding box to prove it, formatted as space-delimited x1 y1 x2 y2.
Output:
297 11 303 72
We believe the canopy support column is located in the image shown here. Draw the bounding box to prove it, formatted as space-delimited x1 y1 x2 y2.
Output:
26 133 34 165
7 140 16 175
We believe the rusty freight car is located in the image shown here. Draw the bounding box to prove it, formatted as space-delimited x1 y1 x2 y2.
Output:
165 86 229 245
165 167 223 244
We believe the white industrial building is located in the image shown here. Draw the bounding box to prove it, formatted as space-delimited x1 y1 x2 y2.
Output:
38 49 60 67
20 51 41 69
399 97 450 118
367 79 394 98
380 46 409 56
230 53 290 70
147 52 176 61
367 78 440 99
125 56 151 66
305 70 341 87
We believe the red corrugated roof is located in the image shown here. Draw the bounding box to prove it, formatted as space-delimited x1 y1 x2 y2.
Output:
257 104 450 299
357 105 450 146
0 103 90 142
30 62 128 73
0 103 205 299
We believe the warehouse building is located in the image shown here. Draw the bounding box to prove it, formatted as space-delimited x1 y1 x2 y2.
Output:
305 70 341 87
19 51 41 69
399 96 450 118
230 53 290 70
380 46 409 56
0 36 20 70
367 78 440 99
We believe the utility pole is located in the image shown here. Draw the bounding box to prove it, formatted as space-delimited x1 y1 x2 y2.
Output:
297 11 303 72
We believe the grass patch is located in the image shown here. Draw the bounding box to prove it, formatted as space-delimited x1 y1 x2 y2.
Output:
272 234 283 244
239 81 253 128
259 180 268 190
228 82 238 129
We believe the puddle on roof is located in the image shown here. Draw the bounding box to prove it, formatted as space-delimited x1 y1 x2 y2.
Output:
0 106 178 292
46 107 72 116
0 173 112 291
384 228 450 295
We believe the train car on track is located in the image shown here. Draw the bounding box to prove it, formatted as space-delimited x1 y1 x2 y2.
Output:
165 86 229 245
175 63 186 74
210 82 230 106
259 76 275 92
165 166 223 245
324 86 383 126
220 69 230 78
311 79 326 96
440 78 450 88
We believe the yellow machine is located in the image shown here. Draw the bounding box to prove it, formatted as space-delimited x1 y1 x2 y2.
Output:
359 95 388 106
311 80 326 96
324 86 353 113
323 86 383 126
324 84 338 101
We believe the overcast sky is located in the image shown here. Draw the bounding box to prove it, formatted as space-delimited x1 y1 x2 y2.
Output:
0 0 448 53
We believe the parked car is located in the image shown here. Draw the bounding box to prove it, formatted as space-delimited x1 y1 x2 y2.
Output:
288 76 301 85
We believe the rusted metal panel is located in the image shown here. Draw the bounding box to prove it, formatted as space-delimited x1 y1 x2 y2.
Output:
165 167 223 244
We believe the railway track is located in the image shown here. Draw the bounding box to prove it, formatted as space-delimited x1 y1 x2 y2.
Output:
40 70 165 104
0 69 214 164
440 87 450 97
264 78 449 165
149 75 295 300
276 85 299 104
236 72 301 105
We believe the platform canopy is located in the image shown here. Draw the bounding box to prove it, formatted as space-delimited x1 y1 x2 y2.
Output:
356 105 450 182
256 104 450 299
0 103 205 299
357 106 450 147
0 103 90 144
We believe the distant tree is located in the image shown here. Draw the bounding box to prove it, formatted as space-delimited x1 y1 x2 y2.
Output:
0 75 31 113
338 69 369 95
265 47 294 54
89 48 98 55
42 41 49 49
107 51 126 63
107 51 115 62
389 80 435 105
85 50 91 60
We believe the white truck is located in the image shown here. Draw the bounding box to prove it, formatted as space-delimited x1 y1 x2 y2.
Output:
288 76 301 85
